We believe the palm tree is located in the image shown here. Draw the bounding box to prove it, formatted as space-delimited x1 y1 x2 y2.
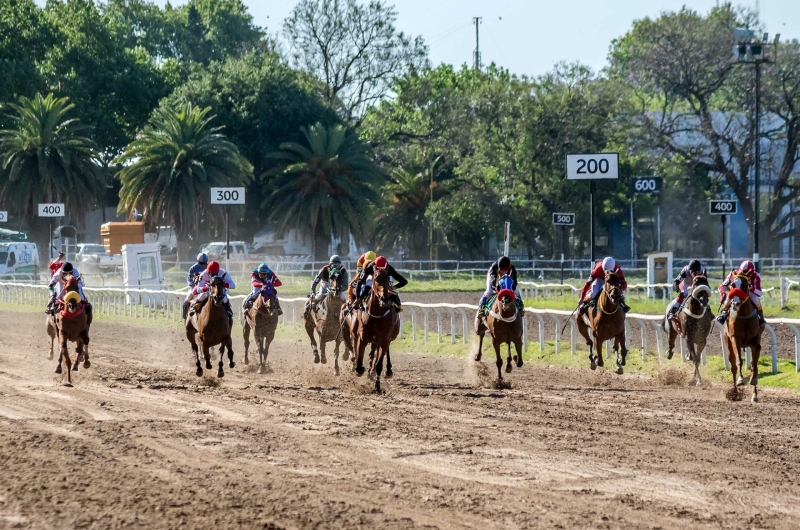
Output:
116 103 253 259
264 122 384 259
374 160 435 254
0 93 105 220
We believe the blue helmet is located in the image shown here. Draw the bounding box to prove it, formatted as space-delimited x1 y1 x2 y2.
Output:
498 275 514 292
257 263 270 274
196 252 208 264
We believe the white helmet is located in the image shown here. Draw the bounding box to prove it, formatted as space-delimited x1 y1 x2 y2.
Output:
602 257 616 272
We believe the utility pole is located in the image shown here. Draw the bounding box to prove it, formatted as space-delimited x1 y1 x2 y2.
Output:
473 17 482 70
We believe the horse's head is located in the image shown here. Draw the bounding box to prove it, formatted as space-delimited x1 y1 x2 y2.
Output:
733 274 750 295
603 272 623 305
328 267 343 297
64 275 79 293
209 275 225 305
63 291 81 314
372 268 391 307
690 275 712 307
255 281 277 315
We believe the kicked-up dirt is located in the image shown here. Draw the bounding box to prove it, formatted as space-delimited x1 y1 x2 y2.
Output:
1 310 799 529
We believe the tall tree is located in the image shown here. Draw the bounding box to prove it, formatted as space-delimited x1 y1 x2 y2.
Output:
116 103 253 258
0 93 104 249
284 0 428 124
0 0 53 106
264 122 384 258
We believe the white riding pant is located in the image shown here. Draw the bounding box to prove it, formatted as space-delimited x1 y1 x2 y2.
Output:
313 282 346 303
587 278 604 300
195 291 229 304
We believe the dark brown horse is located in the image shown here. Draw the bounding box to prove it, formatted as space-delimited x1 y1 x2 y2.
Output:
474 286 523 382
576 271 628 374
242 282 279 374
723 275 764 402
51 277 91 386
665 275 714 385
351 269 399 393
304 268 347 375
186 276 235 378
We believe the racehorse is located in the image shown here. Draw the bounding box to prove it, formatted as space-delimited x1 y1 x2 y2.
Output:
186 276 235 378
576 271 628 374
50 276 91 386
722 275 764 402
351 268 399 393
664 274 714 385
304 268 347 375
474 275 523 382
242 281 279 374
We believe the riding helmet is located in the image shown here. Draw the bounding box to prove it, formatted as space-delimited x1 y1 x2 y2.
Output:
602 257 616 271
61 262 74 274
497 256 511 272
197 252 208 264
739 260 755 273
374 256 388 270
689 259 702 272
207 261 220 276
329 254 342 265
257 263 270 275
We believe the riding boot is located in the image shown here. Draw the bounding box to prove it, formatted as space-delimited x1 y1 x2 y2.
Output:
224 300 234 319
667 302 681 320
276 300 284 316
182 301 190 320
621 297 631 313
757 308 765 326
578 301 588 316
392 294 402 312
716 308 729 324
45 301 53 315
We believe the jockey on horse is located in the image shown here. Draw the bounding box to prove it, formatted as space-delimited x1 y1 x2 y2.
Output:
579 257 630 315
243 263 283 314
182 253 208 319
348 251 376 303
188 261 236 320
668 259 707 321
477 256 523 318
717 260 765 326
355 255 407 311
46 262 91 318
307 255 349 313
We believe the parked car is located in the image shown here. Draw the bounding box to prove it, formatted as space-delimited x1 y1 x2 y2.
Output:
77 243 122 271
201 241 249 261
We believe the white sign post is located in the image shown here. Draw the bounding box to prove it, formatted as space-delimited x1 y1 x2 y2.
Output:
552 213 575 284
38 203 65 259
210 188 245 265
503 222 510 257
0 211 7 223
566 154 619 263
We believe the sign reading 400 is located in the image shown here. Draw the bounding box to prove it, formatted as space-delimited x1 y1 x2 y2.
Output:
210 187 246 205
38 203 64 217
566 153 619 180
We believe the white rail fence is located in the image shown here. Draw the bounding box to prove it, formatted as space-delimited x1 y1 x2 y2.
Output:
1 282 797 375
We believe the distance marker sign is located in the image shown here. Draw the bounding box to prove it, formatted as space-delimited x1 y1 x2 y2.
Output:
210 187 245 205
709 200 738 215
566 153 619 180
38 203 64 217
552 212 575 226
631 176 663 194
0 211 6 222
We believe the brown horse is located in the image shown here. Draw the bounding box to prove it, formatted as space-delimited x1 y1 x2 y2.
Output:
242 282 279 374
304 268 347 374
186 276 235 378
576 271 628 374
51 277 91 386
474 286 523 382
722 275 764 402
351 269 399 393
665 275 714 385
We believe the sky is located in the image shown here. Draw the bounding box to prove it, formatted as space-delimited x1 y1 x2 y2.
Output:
35 0 800 76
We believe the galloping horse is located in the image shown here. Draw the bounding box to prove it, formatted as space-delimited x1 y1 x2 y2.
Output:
304 268 347 374
186 276 235 378
242 281 279 374
474 275 523 382
576 271 628 374
722 275 764 402
49 276 91 386
664 275 714 385
351 268 399 393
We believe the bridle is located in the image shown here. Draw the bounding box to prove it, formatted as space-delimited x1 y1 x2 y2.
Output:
210 276 225 305
366 269 392 318
598 272 622 315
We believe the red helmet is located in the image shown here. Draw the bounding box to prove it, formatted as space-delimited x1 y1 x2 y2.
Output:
739 260 755 274
207 261 220 276
374 256 388 270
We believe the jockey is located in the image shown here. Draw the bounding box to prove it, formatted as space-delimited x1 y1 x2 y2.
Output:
478 256 522 313
308 255 349 310
243 263 283 314
182 253 209 318
355 255 408 311
349 251 376 302
46 262 88 314
188 261 236 319
48 251 66 277
578 257 630 315
668 259 706 321
717 260 764 325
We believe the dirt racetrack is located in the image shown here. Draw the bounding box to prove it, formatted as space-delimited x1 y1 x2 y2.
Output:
2 310 800 529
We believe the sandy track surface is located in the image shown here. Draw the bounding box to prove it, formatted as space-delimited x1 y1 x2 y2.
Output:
1 311 800 529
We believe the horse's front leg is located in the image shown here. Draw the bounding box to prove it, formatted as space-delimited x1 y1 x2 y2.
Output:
505 342 513 373
385 347 393 378
72 342 84 372
319 332 328 365
61 338 72 386
217 343 225 378
613 335 623 375
226 337 235 369
373 346 385 394
354 336 367 376
750 342 761 403
242 320 251 365
82 332 91 369
492 339 503 381
475 332 484 362
306 315 320 363
594 333 604 368
513 339 523 368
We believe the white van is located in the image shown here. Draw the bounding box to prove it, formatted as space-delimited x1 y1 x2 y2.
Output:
122 243 164 289
0 242 40 279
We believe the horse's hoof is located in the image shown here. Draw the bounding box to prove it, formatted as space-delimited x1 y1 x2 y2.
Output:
737 376 744 386
597 357 604 367
342 351 350 362
474 354 482 362
590 361 597 371
313 354 320 364
244 358 249 365
229 360 236 369
615 366 624 375
694 378 702 386
374 382 381 394
355 366 365 377
55 365 62 374
684 354 692 363
505 364 512 374
667 350 674 360
516 358 523 368
217 369 225 378
749 376 758 386
334 366 340 377
258 365 267 375
196 368 203 377
751 394 759 403
320 355 327 365
205 361 213 370
385 368 393 378
48 354 54 361
63 382 73 388
72 363 79 372
512 355 518 363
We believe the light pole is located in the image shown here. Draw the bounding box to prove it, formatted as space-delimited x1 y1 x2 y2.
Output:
733 28 779 271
